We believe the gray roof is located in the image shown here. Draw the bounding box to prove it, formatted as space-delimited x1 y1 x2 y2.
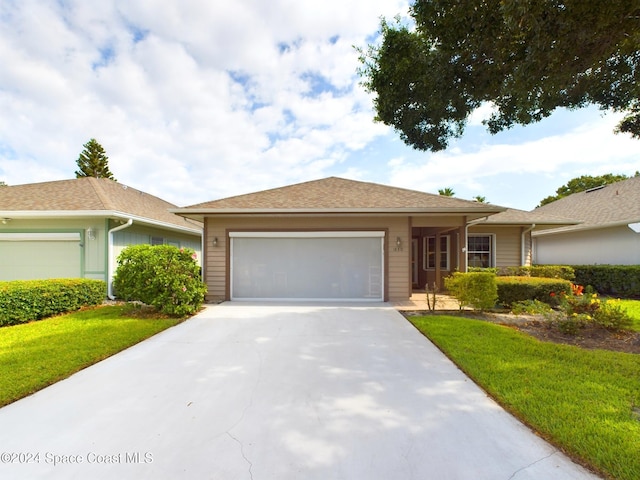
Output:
477 208 580 229
533 175 640 233
0 178 201 234
177 177 507 218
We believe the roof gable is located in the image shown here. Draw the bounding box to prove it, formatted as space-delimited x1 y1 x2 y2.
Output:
181 177 505 213
534 176 640 228
0 178 200 232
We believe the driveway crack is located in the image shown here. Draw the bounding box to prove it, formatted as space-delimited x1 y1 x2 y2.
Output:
507 450 558 480
226 431 254 480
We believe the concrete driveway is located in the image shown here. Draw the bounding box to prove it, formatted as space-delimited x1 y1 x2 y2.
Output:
0 303 599 479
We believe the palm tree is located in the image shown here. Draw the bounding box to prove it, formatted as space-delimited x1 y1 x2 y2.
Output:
438 187 455 196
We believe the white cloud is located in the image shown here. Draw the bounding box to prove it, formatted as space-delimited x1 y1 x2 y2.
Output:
0 0 409 204
1 0 638 212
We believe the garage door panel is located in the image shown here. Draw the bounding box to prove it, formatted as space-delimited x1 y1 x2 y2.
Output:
231 234 383 300
0 240 81 281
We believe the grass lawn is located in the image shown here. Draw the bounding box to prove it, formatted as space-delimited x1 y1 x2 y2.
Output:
410 315 640 480
0 305 180 408
618 299 640 331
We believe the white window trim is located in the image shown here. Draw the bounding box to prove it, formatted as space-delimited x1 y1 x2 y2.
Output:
467 233 497 268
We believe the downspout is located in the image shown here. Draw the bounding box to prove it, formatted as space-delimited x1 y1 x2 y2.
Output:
107 218 133 299
521 224 535 266
464 216 489 272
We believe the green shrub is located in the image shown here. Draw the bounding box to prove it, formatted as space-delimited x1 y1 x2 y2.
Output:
113 245 207 316
573 265 640 297
495 265 575 280
511 299 553 315
0 279 106 326
496 276 572 307
592 301 633 331
444 272 497 310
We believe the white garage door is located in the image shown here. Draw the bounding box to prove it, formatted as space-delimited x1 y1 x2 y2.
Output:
230 231 384 300
0 233 82 281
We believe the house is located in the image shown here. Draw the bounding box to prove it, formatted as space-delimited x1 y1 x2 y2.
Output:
0 178 203 296
174 177 574 302
532 175 640 265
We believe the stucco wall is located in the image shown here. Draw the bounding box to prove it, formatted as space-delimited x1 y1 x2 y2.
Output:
534 225 640 265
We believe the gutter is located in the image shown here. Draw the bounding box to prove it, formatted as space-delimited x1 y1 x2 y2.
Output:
107 218 133 299
521 224 536 266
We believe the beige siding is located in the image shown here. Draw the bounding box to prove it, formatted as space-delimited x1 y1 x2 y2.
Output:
204 215 411 302
468 226 524 267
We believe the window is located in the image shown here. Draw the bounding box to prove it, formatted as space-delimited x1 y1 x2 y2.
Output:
150 236 164 246
468 235 493 268
424 235 449 270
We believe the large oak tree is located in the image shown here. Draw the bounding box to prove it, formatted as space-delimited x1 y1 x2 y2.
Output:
359 1 640 151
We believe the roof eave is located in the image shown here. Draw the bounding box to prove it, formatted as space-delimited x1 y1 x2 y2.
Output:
0 210 202 235
173 206 507 219
532 219 640 236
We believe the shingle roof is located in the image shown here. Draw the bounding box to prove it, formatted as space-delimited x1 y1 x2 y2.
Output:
0 178 201 232
178 177 506 215
479 208 579 227
533 175 640 231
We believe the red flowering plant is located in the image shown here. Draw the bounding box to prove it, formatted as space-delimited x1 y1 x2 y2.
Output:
548 284 633 333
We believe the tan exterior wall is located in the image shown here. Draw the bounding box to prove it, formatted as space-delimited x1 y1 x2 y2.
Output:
204 215 411 302
468 226 528 267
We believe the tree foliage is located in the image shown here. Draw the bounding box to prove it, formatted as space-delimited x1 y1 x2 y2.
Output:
359 1 640 152
75 138 116 180
438 187 455 196
538 173 633 206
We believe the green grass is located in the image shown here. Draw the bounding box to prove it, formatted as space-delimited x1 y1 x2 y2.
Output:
617 299 640 331
410 315 640 480
0 305 180 408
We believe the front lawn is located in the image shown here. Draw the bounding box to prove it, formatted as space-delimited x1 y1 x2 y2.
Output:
0 305 180 408
410 315 640 480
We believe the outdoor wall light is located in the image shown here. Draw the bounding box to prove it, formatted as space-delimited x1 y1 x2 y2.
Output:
213 237 218 247
86 227 96 240
396 236 402 247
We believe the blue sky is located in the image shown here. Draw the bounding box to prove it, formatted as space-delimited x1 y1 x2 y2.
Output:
0 0 638 211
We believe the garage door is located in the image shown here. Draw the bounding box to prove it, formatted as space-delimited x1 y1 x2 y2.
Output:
230 231 384 300
0 233 82 281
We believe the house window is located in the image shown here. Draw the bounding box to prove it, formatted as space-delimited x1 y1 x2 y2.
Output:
150 236 164 246
468 235 494 268
424 235 450 270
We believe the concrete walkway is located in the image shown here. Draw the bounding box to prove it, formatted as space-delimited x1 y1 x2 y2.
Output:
0 303 599 479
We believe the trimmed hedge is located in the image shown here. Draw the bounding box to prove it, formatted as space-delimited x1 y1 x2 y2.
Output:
0 279 106 326
573 265 640 298
496 276 572 308
444 272 498 310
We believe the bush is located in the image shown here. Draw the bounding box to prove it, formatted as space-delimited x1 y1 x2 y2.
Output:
496 276 572 308
0 279 106 326
573 265 640 297
492 265 575 280
511 299 553 315
444 272 498 310
113 245 207 316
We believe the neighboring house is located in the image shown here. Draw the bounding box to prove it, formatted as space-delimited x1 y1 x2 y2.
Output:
174 177 574 302
532 176 640 265
0 178 203 296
